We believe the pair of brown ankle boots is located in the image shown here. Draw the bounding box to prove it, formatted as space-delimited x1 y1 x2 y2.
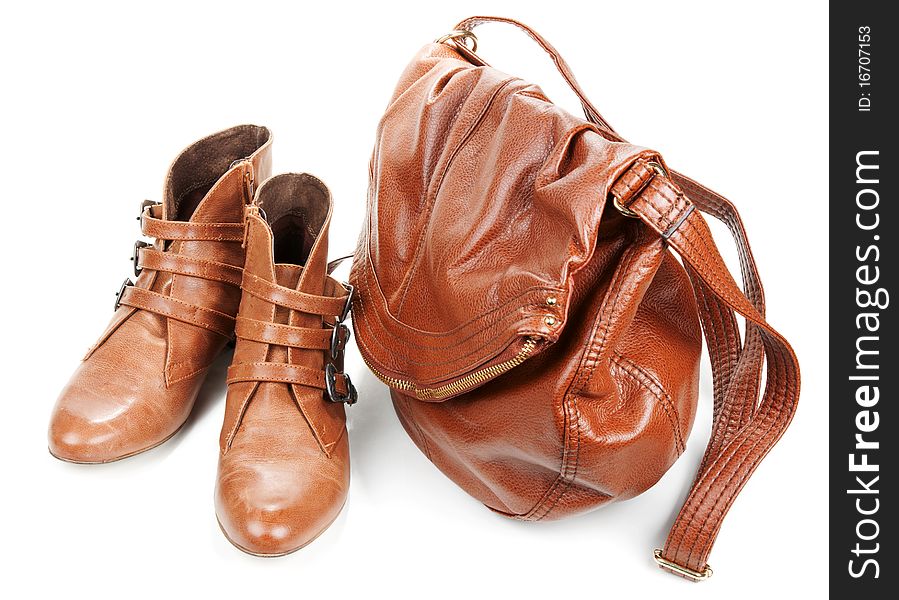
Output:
48 125 355 556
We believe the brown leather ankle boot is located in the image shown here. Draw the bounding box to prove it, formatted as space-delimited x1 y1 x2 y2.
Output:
48 125 273 463
215 173 354 556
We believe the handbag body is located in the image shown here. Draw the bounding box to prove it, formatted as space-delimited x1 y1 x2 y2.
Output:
350 16 800 580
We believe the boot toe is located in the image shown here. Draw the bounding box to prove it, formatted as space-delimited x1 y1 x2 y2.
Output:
215 458 346 556
48 407 123 464
218 509 308 557
48 382 183 464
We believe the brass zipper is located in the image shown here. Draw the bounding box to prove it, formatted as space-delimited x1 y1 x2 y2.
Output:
362 336 540 401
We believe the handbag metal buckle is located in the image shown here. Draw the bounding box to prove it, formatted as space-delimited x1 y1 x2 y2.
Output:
325 363 358 405
435 29 478 53
613 197 640 218
612 161 669 218
653 549 713 582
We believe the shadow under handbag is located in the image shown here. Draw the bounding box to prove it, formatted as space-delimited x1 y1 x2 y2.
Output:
349 16 800 581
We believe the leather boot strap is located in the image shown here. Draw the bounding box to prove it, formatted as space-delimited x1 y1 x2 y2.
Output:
229 271 356 403
118 286 235 337
226 362 351 396
240 273 351 318
137 247 244 287
115 202 245 338
141 204 245 241
234 316 332 350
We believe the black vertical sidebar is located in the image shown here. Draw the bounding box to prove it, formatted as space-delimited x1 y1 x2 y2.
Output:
830 2 896 597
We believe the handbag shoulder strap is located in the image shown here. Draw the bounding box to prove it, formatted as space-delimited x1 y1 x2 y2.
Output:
446 18 800 580
614 160 800 580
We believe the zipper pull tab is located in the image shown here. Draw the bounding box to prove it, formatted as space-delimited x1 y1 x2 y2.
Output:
242 203 260 249
243 163 256 205
228 158 256 205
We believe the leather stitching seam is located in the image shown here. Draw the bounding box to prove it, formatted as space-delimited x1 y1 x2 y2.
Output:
610 352 685 454
533 229 642 521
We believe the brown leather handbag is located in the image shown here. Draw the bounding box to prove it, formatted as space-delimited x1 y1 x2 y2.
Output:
349 16 799 581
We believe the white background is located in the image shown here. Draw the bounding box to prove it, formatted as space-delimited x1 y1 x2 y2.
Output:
1 1 828 598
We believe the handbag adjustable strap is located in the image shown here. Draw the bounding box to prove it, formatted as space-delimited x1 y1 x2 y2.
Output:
444 19 800 580
612 159 799 580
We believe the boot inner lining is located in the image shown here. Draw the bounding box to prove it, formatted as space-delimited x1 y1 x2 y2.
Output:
164 125 272 221
257 174 331 267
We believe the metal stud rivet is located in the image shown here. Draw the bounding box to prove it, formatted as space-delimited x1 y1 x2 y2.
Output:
545 316 557 327
546 296 557 306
